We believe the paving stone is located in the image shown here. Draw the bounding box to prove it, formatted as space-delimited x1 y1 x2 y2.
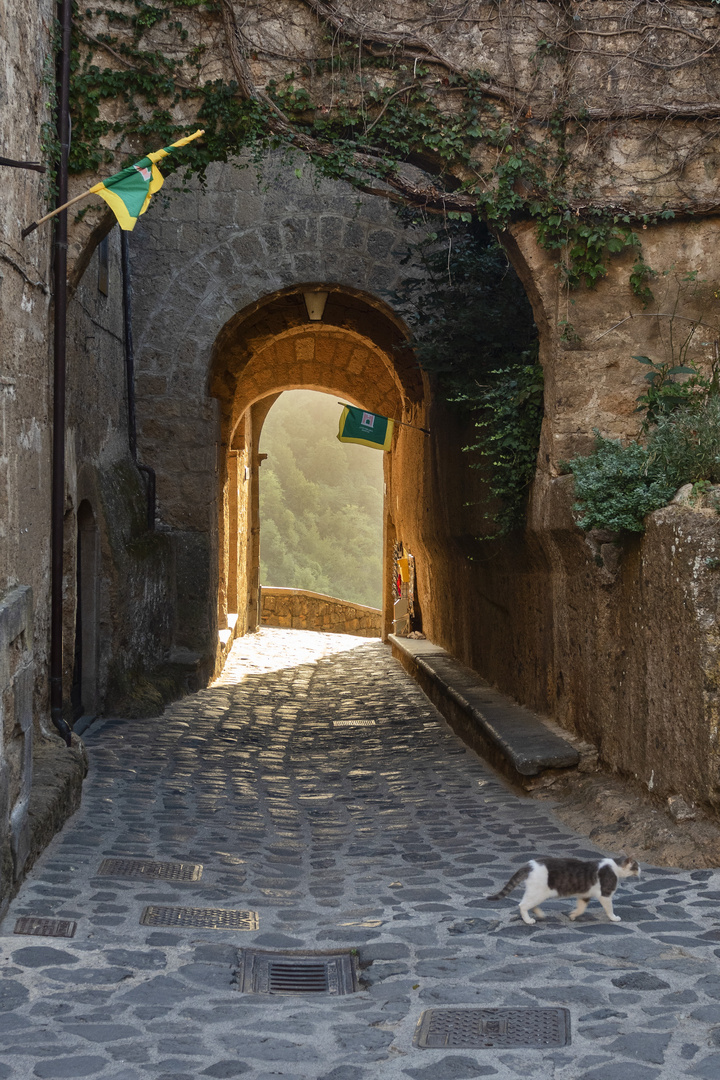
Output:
1 629 718 1079
120 977 198 1005
61 1024 138 1042
316 1069 367 1080
689 1054 720 1078
611 974 671 991
577 1066 661 1080
692 1006 720 1022
32 1056 109 1078
602 1032 671 1064
403 1058 498 1078
200 1065 250 1078
104 949 167 969
11 948 79 968
218 1034 320 1061
0 980 30 1011
44 966 134 984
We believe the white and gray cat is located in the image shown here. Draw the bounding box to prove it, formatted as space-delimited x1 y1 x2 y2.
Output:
488 856 640 924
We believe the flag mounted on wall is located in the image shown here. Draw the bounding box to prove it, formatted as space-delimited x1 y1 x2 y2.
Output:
89 129 204 230
22 129 204 238
337 406 394 451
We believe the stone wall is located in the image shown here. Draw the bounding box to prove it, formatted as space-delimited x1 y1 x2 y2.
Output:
260 587 381 638
127 155 423 670
390 386 720 809
0 0 90 913
0 587 34 900
65 230 178 716
0 0 54 723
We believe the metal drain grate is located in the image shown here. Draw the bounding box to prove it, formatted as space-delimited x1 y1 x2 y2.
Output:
97 858 202 881
140 905 258 930
236 949 357 995
332 720 376 727
414 1008 570 1049
14 917 77 938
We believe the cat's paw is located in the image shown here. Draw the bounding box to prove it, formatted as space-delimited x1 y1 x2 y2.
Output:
609 914 621 922
520 914 536 925
568 912 578 921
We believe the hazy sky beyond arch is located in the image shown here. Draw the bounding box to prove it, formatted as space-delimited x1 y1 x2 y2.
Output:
258 389 384 608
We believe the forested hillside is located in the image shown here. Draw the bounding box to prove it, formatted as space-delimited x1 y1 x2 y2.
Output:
259 390 384 608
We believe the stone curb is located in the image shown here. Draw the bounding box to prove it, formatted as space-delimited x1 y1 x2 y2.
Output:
389 634 580 782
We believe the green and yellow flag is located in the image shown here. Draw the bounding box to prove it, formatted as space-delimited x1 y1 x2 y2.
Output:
89 129 204 231
337 406 394 451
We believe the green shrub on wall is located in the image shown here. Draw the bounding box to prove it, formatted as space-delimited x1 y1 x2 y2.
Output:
568 436 675 534
569 395 720 533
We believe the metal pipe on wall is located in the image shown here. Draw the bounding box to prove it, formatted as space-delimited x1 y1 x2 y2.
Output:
49 0 73 746
120 232 156 530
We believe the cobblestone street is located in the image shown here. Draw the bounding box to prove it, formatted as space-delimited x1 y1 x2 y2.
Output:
2 629 720 1079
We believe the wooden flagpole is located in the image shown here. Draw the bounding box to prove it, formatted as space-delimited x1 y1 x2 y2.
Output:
22 189 93 239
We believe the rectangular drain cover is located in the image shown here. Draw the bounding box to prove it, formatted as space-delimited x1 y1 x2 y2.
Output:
97 858 202 881
332 720 376 727
236 949 357 995
14 917 77 938
414 1008 570 1049
140 905 258 930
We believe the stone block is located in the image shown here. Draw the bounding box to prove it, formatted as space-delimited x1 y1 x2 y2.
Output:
366 229 396 260
0 587 34 886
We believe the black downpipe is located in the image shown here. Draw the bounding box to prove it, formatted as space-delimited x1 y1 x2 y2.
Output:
49 0 73 747
120 232 156 530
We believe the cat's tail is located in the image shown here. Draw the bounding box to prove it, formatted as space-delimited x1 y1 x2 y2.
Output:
487 865 530 900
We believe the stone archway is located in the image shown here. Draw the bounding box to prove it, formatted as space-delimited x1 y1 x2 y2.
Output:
209 283 428 651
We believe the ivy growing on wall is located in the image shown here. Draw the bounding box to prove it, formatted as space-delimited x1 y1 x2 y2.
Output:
65 0 698 295
395 222 543 536
63 0 720 536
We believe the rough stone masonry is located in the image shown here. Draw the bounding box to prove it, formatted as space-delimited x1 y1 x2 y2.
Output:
2 629 720 1080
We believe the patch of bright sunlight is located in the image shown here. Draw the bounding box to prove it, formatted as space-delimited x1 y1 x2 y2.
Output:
213 626 375 686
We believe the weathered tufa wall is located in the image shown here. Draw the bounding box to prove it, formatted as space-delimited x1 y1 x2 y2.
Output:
261 587 381 637
64 231 179 718
388 220 720 809
0 0 92 914
0 587 34 897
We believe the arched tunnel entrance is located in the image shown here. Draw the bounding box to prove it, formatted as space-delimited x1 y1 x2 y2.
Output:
209 284 429 648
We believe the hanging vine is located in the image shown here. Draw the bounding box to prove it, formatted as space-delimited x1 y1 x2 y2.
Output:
66 0 720 292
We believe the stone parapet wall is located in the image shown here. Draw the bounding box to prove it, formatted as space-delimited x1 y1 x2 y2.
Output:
261 588 381 638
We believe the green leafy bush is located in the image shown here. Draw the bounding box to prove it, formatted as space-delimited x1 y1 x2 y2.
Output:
649 396 720 488
569 396 720 533
568 436 675 533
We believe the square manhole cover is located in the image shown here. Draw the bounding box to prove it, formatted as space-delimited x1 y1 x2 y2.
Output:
140 905 258 930
97 858 202 881
14 917 77 938
414 1008 570 1049
236 949 357 995
332 720 376 727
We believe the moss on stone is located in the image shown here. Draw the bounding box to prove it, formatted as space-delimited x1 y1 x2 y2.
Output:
106 661 193 719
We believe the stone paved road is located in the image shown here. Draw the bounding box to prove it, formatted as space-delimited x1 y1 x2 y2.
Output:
3 629 720 1080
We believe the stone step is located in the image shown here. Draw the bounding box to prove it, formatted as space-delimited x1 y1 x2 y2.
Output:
389 635 580 783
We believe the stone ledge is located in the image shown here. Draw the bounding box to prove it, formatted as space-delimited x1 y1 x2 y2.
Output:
1 734 88 917
389 634 580 783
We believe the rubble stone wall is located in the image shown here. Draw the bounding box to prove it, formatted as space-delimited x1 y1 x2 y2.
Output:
261 587 381 638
